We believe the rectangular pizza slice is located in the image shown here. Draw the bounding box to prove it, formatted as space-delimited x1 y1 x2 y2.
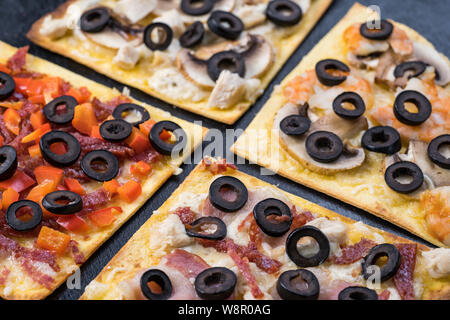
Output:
232 3 450 247
80 157 450 300
0 41 206 299
27 0 333 124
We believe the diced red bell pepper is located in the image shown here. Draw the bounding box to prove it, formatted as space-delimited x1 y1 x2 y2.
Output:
130 161 152 176
57 215 90 233
139 119 156 136
30 110 46 130
117 180 142 203
72 102 97 135
0 171 35 192
3 108 21 135
126 127 150 154
34 166 63 185
36 226 71 255
2 187 19 209
88 207 122 227
64 178 85 195
103 179 120 195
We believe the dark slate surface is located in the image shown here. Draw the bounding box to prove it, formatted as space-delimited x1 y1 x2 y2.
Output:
0 0 448 300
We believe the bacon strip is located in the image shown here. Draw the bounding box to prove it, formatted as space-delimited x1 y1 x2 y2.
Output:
394 243 417 300
201 157 237 174
227 243 264 299
332 238 377 264
165 249 209 279
6 46 28 73
378 290 391 300
0 267 10 285
174 207 196 225
68 240 85 265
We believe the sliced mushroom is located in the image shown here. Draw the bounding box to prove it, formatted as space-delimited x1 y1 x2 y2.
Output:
374 49 400 89
408 140 450 188
274 104 367 174
85 28 141 49
181 0 236 24
195 34 274 79
176 49 215 89
215 0 237 12
235 4 266 29
413 42 450 86
240 34 274 79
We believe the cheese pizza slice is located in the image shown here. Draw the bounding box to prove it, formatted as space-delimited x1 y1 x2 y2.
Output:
81 157 449 300
232 3 450 247
27 0 332 124
0 41 206 299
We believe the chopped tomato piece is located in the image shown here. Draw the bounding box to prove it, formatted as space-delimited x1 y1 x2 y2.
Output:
34 166 63 185
0 64 11 74
36 226 71 255
57 215 90 233
159 129 171 141
21 123 51 143
2 187 19 209
30 110 46 130
64 178 85 195
0 171 35 192
49 142 66 154
28 144 41 158
126 127 150 154
117 180 142 203
103 179 120 195
3 108 21 135
44 77 62 99
130 161 152 176
88 207 119 227
0 101 23 110
139 119 156 136
72 102 97 135
28 95 45 104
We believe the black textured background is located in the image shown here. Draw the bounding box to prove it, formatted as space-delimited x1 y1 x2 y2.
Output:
0 0 448 300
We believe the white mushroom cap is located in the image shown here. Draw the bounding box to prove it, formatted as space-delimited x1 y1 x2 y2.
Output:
176 49 215 89
413 41 450 86
274 103 367 174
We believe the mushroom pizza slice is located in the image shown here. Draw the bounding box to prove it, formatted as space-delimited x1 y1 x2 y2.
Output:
27 0 333 124
232 3 450 247
81 157 450 300
0 42 206 300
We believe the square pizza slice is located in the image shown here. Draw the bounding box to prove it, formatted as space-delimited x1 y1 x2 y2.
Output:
27 0 333 124
81 157 450 300
0 41 206 299
232 3 450 247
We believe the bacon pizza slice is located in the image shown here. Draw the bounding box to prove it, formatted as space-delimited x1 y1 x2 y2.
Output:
27 0 333 124
81 157 449 300
0 41 206 299
232 3 450 247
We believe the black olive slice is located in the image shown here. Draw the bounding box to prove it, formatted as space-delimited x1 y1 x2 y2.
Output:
80 7 110 33
40 131 81 167
43 95 78 125
99 119 133 142
112 103 150 127
143 22 173 51
393 90 432 126
181 0 214 16
276 269 320 300
140 269 173 300
394 61 427 80
180 21 205 48
209 176 248 212
207 11 244 40
195 267 237 300
185 216 227 240
384 161 424 194
207 50 245 82
0 145 17 181
266 0 302 27
253 198 292 237
427 134 450 169
0 72 15 100
286 225 330 267
361 126 401 155
359 19 393 40
332 91 366 119
6 200 43 231
362 243 401 282
81 150 119 182
315 59 350 86
305 131 343 163
280 115 310 136
42 190 83 215
149 121 187 156
338 286 378 300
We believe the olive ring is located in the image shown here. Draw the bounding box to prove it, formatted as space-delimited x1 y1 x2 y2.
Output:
149 121 187 156
207 50 245 82
394 61 427 80
43 95 78 124
360 19 393 40
280 115 310 136
266 0 303 27
181 0 214 16
0 72 15 100
195 267 237 300
332 91 366 119
393 90 431 126
180 21 205 48
276 269 320 300
185 216 227 240
362 243 401 282
361 126 402 155
315 59 350 86
140 269 173 300
143 22 173 51
99 119 133 142
207 11 244 40
42 190 83 215
286 225 330 267
6 200 43 231
39 131 81 167
112 103 150 127
427 134 450 169
305 131 343 163
338 286 378 300
384 161 424 194
81 150 119 182
80 7 110 33
253 198 292 237
0 145 18 181
209 176 248 212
